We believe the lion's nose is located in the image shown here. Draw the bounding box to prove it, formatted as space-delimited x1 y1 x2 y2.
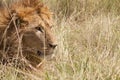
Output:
49 43 57 49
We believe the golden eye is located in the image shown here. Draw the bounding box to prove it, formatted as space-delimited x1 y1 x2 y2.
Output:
35 26 43 32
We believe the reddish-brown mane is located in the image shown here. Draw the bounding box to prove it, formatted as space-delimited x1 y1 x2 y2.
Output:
0 0 52 29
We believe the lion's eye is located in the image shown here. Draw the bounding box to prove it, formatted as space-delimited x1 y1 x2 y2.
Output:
20 19 28 26
35 27 43 32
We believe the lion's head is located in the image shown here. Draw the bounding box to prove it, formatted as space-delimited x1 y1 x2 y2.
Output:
0 0 57 67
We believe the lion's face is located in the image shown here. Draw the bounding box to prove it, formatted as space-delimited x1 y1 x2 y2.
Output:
15 7 57 56
21 11 57 56
0 0 57 60
0 0 58 68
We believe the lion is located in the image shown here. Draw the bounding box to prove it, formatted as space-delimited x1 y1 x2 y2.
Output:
0 0 57 69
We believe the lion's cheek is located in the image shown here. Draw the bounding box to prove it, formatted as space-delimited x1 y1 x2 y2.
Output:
22 31 44 50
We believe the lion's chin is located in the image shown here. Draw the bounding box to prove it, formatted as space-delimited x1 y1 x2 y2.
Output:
37 50 55 61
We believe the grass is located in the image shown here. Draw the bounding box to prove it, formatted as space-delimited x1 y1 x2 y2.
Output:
45 14 120 80
1 0 120 80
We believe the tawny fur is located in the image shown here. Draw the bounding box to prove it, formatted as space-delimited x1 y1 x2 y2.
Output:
0 0 57 70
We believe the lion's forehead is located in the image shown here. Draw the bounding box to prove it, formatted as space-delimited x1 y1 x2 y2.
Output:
22 15 49 29
21 13 53 29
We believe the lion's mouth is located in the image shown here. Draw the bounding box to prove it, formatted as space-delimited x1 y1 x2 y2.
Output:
37 50 43 56
37 49 54 56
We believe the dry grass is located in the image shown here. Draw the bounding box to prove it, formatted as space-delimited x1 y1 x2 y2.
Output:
44 14 120 80
0 0 120 80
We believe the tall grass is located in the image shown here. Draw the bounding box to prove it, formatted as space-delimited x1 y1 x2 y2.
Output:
1 0 120 80
44 14 120 80
43 0 120 80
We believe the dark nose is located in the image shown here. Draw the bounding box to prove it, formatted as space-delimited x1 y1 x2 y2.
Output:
49 43 57 49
